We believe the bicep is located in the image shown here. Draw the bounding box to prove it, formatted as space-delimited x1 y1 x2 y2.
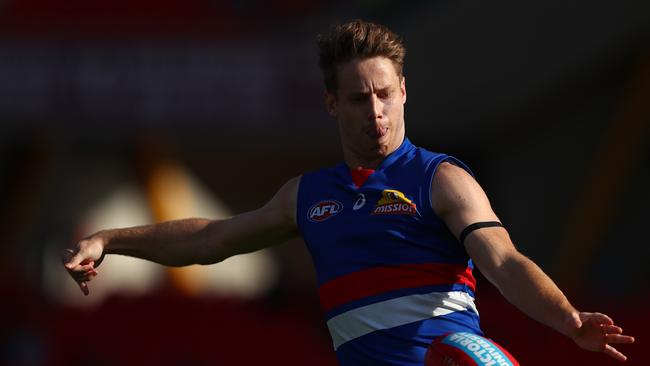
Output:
431 162 516 284
431 162 499 237
197 176 301 264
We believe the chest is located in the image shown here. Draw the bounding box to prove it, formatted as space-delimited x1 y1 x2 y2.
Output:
298 174 458 281
303 183 427 243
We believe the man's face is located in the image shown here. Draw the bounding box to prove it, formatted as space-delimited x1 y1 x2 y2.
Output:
325 56 407 166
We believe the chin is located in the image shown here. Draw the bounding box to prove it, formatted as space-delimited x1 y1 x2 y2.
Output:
373 143 391 157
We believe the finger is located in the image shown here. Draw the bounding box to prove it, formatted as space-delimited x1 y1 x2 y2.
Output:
65 252 86 269
79 281 89 296
582 313 614 329
84 270 98 280
593 312 614 325
67 263 96 274
72 267 98 279
602 325 623 335
72 271 97 282
606 334 635 344
603 344 626 362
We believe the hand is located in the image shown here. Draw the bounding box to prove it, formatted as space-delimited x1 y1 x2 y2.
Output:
571 312 635 362
62 234 107 296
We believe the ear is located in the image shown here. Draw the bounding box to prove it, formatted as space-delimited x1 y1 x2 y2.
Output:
324 91 338 117
400 76 407 104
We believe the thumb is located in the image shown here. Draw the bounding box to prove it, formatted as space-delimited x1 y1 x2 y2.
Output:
567 311 583 338
571 312 582 329
65 251 85 269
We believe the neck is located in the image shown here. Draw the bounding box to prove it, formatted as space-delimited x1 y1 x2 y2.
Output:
344 154 384 170
343 136 405 170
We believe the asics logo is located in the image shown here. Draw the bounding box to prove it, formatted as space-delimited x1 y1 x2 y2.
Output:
353 193 366 210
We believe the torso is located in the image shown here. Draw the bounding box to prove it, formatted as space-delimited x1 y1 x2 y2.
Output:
296 138 483 366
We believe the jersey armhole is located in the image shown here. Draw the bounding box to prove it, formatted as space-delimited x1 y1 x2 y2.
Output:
295 173 310 239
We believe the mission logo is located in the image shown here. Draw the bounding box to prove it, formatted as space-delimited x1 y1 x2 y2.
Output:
372 189 417 216
308 200 343 222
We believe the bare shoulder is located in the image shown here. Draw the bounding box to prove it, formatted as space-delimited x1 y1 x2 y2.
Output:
431 161 479 214
431 161 498 235
265 175 302 225
433 161 475 185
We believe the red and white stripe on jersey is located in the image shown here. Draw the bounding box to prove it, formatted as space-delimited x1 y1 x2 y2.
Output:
318 262 476 312
327 290 478 350
319 262 478 350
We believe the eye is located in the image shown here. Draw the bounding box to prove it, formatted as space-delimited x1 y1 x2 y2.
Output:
377 89 391 99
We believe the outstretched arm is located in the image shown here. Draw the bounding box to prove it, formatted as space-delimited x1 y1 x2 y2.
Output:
431 162 635 362
63 176 301 295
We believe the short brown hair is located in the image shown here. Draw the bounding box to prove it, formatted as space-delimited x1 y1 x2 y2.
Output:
317 19 406 93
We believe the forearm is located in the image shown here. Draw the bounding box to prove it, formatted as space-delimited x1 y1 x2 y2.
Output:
99 218 213 266
494 254 579 338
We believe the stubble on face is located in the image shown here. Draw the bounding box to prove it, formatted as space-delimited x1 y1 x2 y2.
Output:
326 56 406 169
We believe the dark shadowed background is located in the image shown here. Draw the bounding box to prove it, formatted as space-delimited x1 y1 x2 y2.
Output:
1 1 649 365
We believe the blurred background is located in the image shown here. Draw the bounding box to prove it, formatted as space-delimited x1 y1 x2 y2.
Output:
1 0 649 365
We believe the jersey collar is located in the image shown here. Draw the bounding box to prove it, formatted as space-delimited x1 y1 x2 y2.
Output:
337 137 414 187
375 137 414 171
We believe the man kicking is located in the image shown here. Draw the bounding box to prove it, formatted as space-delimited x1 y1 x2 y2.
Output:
63 20 634 365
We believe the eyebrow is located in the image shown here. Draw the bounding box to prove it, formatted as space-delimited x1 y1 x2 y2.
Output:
349 86 392 95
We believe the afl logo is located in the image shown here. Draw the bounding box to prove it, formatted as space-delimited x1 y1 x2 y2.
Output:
308 200 343 222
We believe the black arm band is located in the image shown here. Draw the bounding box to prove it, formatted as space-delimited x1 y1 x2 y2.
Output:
459 221 504 245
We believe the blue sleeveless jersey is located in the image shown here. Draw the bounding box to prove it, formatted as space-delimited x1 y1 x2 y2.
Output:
296 138 483 366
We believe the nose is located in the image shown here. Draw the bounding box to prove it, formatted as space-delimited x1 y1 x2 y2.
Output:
367 94 383 121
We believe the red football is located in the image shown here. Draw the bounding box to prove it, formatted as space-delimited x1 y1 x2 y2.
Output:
425 332 520 366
